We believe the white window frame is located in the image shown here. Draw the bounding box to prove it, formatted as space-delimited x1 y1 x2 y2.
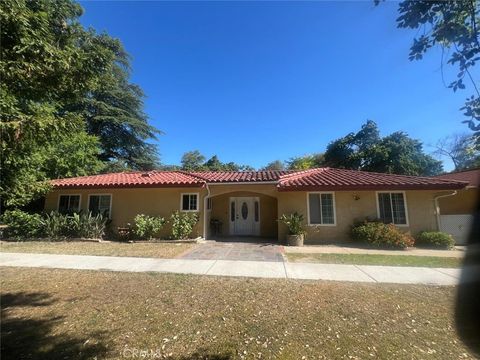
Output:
57 194 81 213
306 192 337 226
376 191 409 227
87 194 112 218
180 193 200 212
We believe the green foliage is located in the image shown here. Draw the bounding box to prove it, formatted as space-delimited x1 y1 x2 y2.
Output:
434 133 480 171
68 212 108 239
133 214 166 240
261 160 285 171
2 210 108 240
0 0 159 207
1 210 43 239
180 151 254 171
416 231 455 249
351 221 415 249
41 211 70 239
181 150 206 171
170 211 199 240
393 0 480 144
286 153 325 170
279 212 306 235
324 120 443 175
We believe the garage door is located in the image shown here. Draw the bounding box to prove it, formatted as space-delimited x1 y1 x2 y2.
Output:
439 215 474 245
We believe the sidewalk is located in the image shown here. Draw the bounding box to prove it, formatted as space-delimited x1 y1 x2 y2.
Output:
2 252 475 286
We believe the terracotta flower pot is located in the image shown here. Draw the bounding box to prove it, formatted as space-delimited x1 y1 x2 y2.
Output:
287 234 304 246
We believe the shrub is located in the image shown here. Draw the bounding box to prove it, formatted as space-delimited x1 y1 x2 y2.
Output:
170 211 199 240
41 211 70 239
416 231 455 249
351 221 415 249
68 212 109 239
278 212 306 235
133 214 166 240
1 210 43 239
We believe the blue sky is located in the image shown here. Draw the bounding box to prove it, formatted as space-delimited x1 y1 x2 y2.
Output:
80 1 471 171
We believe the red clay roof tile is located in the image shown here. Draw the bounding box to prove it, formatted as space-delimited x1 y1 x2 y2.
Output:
434 168 480 187
50 168 467 190
277 168 467 191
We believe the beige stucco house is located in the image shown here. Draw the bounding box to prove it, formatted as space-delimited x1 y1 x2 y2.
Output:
45 168 467 244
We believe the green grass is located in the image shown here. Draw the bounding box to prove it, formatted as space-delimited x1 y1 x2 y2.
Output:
286 253 463 268
1 267 476 359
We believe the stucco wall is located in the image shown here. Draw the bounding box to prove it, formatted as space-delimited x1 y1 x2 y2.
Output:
45 185 441 243
209 191 278 238
277 190 439 244
44 187 207 238
437 188 478 215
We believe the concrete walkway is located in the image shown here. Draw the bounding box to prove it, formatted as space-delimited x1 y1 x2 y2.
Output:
2 252 475 286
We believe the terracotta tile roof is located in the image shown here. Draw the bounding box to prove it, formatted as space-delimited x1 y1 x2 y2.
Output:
277 168 468 191
51 168 467 190
190 170 291 183
51 171 205 189
434 168 480 187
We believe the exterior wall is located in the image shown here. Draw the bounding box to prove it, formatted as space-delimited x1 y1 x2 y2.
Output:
438 188 478 215
44 187 207 238
45 185 442 243
209 191 278 238
277 190 439 244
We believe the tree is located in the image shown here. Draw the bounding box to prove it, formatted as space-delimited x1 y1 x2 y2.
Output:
286 153 325 170
434 133 480 170
181 150 206 171
0 0 160 207
261 160 285 171
324 120 443 176
389 0 480 144
75 46 161 171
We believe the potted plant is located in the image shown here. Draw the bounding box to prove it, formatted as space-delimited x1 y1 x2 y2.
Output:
279 212 306 246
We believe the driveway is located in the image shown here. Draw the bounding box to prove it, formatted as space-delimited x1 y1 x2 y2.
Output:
180 240 284 262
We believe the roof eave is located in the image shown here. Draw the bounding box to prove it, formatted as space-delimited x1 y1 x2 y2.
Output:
277 183 467 192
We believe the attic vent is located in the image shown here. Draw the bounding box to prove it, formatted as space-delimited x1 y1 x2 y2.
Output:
141 172 152 177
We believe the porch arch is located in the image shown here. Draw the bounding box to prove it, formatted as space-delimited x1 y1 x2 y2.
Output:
205 190 279 240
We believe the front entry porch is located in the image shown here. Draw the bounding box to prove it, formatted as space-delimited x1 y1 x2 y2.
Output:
206 190 279 241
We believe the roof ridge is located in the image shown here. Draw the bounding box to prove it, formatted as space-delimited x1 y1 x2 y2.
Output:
278 167 328 183
175 170 207 182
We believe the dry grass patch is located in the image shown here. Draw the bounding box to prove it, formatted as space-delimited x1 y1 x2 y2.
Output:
1 267 476 359
0 241 194 259
286 253 463 268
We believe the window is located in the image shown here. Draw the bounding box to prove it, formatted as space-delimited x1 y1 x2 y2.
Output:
207 198 212 211
89 195 111 218
254 201 259 222
377 192 408 225
58 195 80 213
308 193 335 225
181 193 199 211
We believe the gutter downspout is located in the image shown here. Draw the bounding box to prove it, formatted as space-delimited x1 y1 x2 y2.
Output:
202 182 211 240
434 191 457 230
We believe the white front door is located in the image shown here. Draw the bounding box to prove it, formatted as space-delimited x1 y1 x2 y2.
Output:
230 197 260 236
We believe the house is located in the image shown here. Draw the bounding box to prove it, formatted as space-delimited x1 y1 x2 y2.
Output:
44 168 467 244
434 168 479 244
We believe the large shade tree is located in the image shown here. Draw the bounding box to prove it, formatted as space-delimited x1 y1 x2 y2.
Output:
324 121 443 176
0 0 160 207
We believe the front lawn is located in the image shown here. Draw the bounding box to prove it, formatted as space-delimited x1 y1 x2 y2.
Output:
0 241 194 259
286 253 463 268
1 267 476 359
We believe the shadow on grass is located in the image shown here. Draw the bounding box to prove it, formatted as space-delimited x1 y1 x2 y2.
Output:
1 291 108 359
